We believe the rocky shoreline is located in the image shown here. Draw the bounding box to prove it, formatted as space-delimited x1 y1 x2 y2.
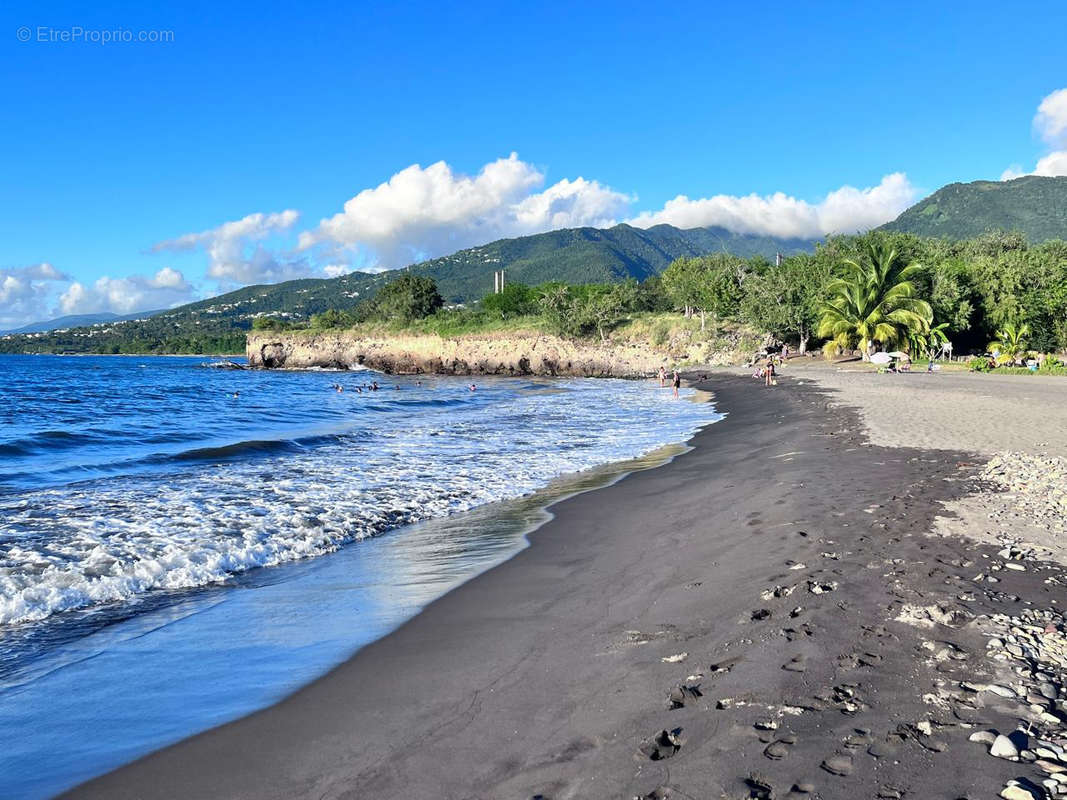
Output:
246 331 675 377
245 330 747 377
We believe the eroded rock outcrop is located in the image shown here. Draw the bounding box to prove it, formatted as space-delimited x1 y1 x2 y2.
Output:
246 331 685 377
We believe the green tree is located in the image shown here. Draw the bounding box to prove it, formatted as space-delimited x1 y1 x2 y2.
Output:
374 275 444 322
661 255 745 330
905 321 950 359
481 283 538 318
634 275 672 312
252 316 292 331
927 259 975 335
584 281 637 342
989 321 1031 364
309 309 354 329
741 254 830 353
817 238 932 358
537 283 582 337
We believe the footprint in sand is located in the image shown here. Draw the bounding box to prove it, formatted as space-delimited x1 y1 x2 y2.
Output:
842 728 873 750
744 773 774 799
782 655 807 672
866 735 901 760
876 785 906 799
763 734 797 760
709 656 742 674
668 684 702 709
860 624 897 642
820 753 854 776
781 624 814 641
638 728 683 761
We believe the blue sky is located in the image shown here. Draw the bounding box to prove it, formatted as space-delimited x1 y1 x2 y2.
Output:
2 0 1067 326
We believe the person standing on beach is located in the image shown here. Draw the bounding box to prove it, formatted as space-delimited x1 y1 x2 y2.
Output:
765 356 775 387
672 370 681 398
658 366 667 387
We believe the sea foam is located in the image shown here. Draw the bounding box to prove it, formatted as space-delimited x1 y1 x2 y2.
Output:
0 377 719 626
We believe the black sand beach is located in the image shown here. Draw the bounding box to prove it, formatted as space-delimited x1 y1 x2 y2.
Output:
66 374 1067 799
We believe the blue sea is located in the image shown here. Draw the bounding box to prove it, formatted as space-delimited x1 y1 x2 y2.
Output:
0 354 720 798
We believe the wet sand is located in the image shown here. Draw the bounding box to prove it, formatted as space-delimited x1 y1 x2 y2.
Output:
66 373 1067 799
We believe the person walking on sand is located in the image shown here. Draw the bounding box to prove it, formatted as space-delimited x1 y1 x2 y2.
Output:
765 356 775 387
672 370 681 398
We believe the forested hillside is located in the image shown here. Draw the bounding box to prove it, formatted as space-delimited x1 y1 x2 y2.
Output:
882 175 1067 242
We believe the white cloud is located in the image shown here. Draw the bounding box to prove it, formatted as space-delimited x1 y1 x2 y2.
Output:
300 153 631 268
322 264 352 278
628 173 916 238
1033 150 1067 177
1035 88 1067 146
58 268 197 316
1002 149 1067 179
151 266 187 289
0 262 193 330
0 263 71 329
153 210 305 285
1002 88 1067 180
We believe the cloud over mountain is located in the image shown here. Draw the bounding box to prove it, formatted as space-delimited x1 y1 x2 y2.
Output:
299 154 631 269
0 262 198 330
1001 88 1067 180
0 263 71 329
58 267 197 316
297 154 917 269
628 173 916 238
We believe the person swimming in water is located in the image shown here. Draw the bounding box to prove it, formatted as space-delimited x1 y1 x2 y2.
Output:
469 383 477 392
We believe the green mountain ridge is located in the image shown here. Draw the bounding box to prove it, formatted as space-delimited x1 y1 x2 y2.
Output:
881 175 1067 241
0 223 815 354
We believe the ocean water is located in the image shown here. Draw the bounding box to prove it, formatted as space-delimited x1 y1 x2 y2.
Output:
0 354 720 798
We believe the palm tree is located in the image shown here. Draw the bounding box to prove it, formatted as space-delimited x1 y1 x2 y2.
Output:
906 321 950 360
989 321 1030 364
817 240 932 359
